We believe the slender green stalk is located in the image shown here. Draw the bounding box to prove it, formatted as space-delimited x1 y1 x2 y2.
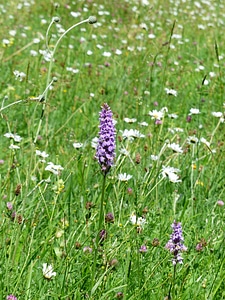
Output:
34 16 96 143
91 174 106 295
168 264 177 300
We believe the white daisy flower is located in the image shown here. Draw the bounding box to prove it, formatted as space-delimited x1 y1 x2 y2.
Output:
4 133 22 142
148 109 164 120
150 155 159 161
13 70 26 81
9 144 20 150
73 142 83 149
118 173 132 181
42 263 56 279
211 111 223 118
121 129 145 140
165 88 177 96
124 117 137 123
189 108 200 115
130 213 146 227
200 137 210 147
161 165 181 183
102 51 111 57
187 136 199 144
36 150 49 158
168 143 183 153
45 162 64 175
91 137 99 149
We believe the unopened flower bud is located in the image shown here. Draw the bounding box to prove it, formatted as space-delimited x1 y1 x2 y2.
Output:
88 16 97 24
53 16 60 23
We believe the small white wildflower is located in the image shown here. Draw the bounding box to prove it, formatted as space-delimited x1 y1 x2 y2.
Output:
168 143 183 153
73 142 83 149
165 88 177 96
9 30 17 36
45 162 64 175
36 150 49 158
91 137 99 149
168 113 178 119
168 127 184 133
2 39 10 46
148 109 164 120
102 51 111 57
187 136 199 144
161 165 181 183
42 263 56 279
150 155 159 161
209 72 216 77
13 70 26 81
127 46 135 51
119 148 129 156
30 50 38 56
198 24 205 30
189 108 200 115
87 50 93 55
130 213 137 225
33 38 40 44
148 33 156 39
118 173 132 181
39 49 52 62
140 22 148 30
70 11 81 18
115 49 122 55
124 117 137 123
4 133 22 142
211 111 223 118
138 121 148 126
144 90 150 95
121 129 145 140
96 44 103 49
200 137 210 147
9 144 20 150
66 67 79 74
130 213 146 227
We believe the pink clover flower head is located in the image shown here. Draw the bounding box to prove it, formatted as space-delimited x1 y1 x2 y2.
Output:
7 202 13 210
96 103 116 175
7 295 17 300
139 245 147 253
165 221 187 265
217 200 224 206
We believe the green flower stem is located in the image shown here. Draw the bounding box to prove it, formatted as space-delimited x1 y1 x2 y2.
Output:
91 174 106 295
34 17 93 143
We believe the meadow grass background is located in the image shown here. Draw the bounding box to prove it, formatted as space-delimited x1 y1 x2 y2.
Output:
0 0 225 299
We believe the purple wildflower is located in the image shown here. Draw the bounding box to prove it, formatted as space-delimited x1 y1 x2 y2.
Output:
83 246 93 253
196 243 203 252
7 295 17 300
186 115 192 122
139 245 147 253
96 103 116 175
7 202 13 210
116 292 124 299
105 212 114 223
99 229 107 243
165 221 187 265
